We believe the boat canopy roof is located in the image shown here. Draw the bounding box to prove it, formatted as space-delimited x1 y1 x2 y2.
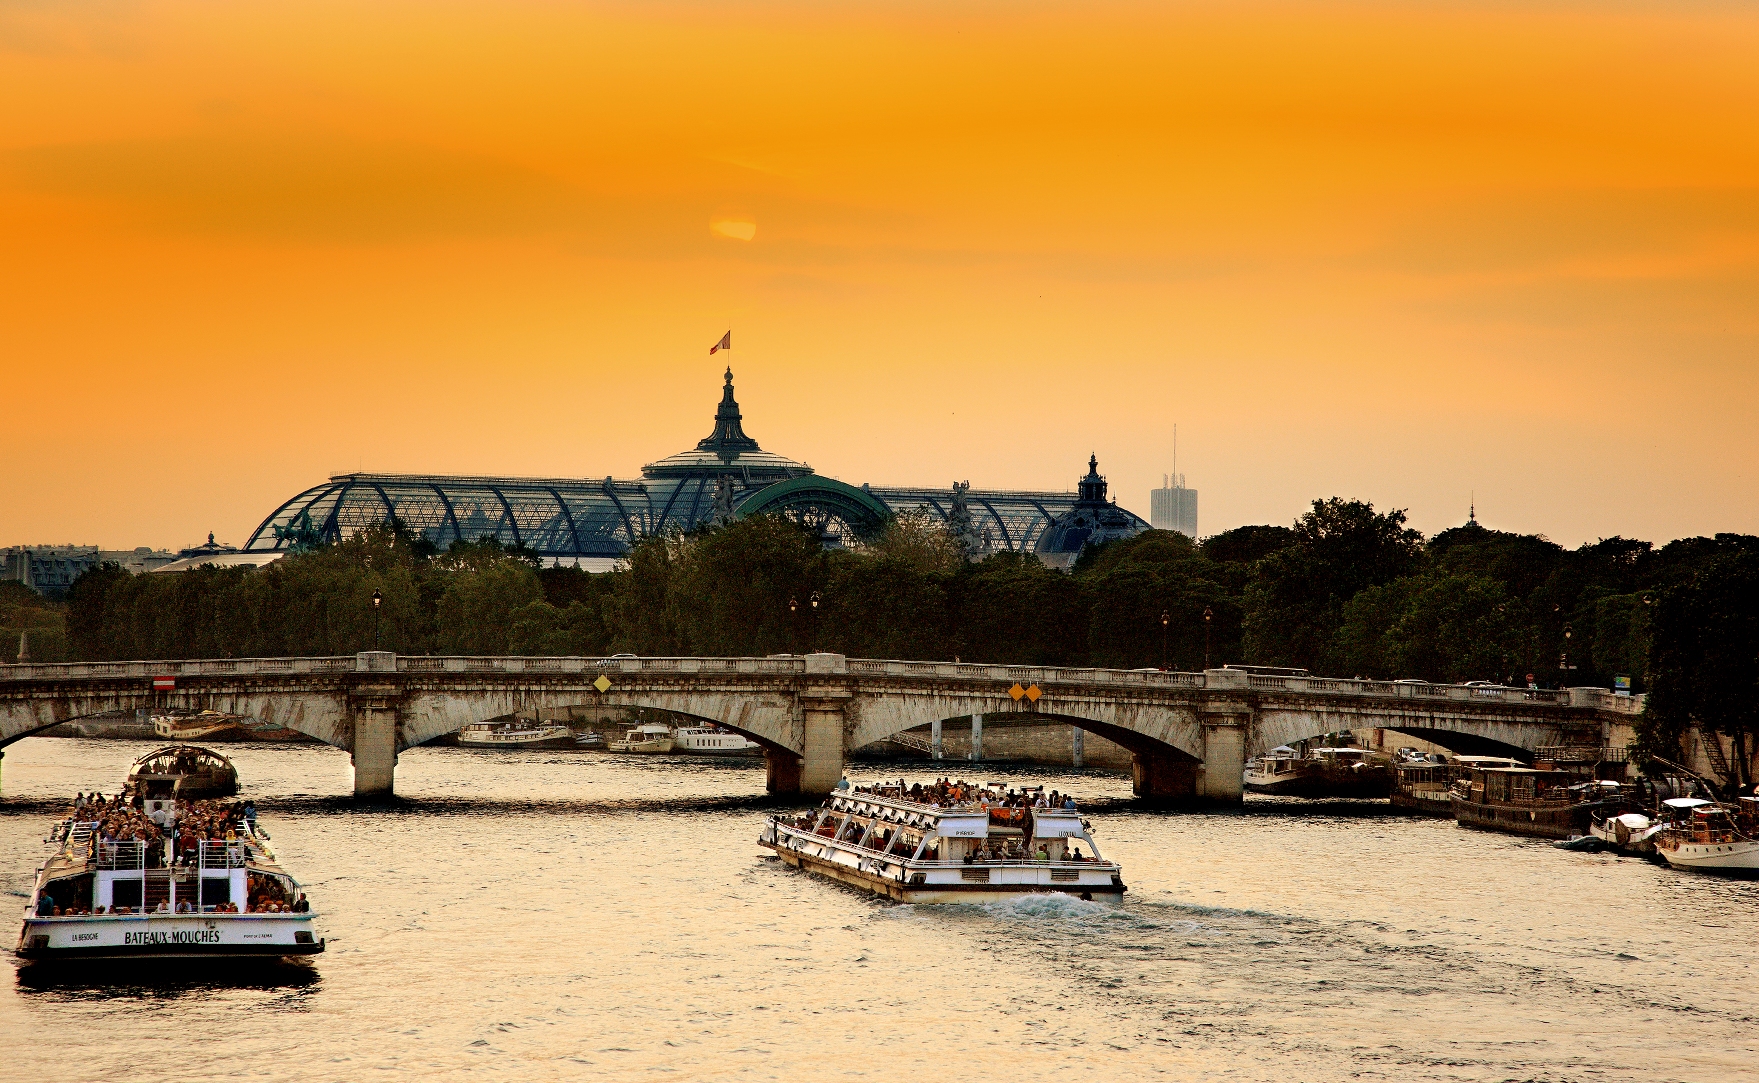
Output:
1664 797 1713 808
126 744 237 781
1032 809 1086 839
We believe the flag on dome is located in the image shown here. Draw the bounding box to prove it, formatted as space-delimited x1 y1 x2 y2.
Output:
709 331 731 354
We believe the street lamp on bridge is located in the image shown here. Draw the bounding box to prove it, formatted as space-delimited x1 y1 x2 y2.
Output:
372 589 382 651
1159 610 1170 670
1202 606 1213 670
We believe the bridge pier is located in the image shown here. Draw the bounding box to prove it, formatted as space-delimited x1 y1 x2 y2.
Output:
1198 713 1247 802
766 691 848 797
350 655 401 799
351 706 398 798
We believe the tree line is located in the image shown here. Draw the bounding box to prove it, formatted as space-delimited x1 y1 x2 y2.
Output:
32 499 1759 775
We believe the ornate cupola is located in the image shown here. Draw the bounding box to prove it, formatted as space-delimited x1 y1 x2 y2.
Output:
697 367 761 457
640 368 812 481
1077 453 1107 503
1032 452 1146 569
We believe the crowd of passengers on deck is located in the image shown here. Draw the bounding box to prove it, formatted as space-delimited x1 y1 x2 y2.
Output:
850 778 1081 811
35 792 310 917
779 779 1097 865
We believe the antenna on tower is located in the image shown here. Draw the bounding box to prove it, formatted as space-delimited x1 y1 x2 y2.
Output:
1470 491 1476 525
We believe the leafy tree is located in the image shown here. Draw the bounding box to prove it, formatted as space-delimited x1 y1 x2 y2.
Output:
1201 525 1295 566
1243 499 1423 670
1075 532 1238 670
950 551 1088 666
1334 573 1521 682
1638 546 1759 788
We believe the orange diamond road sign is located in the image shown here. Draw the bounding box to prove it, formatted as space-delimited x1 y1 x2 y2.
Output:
1025 684 1042 703
593 674 612 693
1008 683 1026 700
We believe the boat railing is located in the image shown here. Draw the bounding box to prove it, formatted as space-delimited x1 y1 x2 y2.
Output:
916 858 1118 870
198 840 249 869
98 840 146 870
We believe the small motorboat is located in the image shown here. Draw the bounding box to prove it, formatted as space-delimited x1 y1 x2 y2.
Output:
572 731 606 749
1654 797 1759 876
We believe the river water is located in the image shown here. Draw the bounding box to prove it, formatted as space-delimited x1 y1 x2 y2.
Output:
1 737 1754 1082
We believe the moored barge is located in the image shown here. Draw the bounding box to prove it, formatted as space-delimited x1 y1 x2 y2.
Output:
1450 764 1612 839
760 781 1124 904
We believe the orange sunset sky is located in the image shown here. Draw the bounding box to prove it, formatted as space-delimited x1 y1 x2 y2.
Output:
3 0 1756 552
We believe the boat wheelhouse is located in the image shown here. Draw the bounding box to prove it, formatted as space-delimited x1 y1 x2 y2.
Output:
457 721 576 749
672 724 761 756
126 745 238 808
1449 764 1617 839
1392 755 1521 816
609 724 675 753
16 747 322 963
759 782 1124 904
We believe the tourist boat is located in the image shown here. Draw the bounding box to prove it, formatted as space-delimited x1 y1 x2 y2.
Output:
14 746 323 963
609 723 675 753
573 730 606 749
153 711 246 741
1243 745 1393 798
758 781 1125 904
1450 764 1616 839
1392 755 1521 816
457 720 576 750
671 724 761 756
1654 798 1759 876
128 744 238 804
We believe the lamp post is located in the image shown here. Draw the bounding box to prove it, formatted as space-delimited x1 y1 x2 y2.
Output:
371 589 382 651
788 596 799 655
1560 622 1573 676
1159 610 1170 671
809 591 822 654
1202 606 1214 670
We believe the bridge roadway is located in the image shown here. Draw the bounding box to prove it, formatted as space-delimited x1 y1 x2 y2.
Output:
0 653 1643 801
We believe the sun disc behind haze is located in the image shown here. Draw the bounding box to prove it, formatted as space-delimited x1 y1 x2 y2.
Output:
711 218 757 241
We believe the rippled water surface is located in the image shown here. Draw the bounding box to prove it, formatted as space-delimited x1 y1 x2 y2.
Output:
3 738 1755 1082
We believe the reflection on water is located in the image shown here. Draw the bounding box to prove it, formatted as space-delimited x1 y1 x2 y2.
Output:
3 737 1756 1082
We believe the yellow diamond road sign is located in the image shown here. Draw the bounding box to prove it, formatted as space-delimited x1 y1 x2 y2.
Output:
1025 684 1042 703
1008 683 1026 700
594 674 612 693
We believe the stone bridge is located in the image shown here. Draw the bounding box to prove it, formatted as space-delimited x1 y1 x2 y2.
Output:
0 653 1643 802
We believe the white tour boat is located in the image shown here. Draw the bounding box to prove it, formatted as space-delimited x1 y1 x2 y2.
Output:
671 724 761 756
759 780 1125 904
457 720 576 750
1654 797 1759 876
15 746 323 963
609 723 675 753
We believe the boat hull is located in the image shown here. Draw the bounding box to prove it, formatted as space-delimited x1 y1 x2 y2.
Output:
1451 795 1596 839
765 843 1125 905
609 739 674 753
1244 769 1392 799
672 744 762 757
458 736 578 750
1657 839 1759 876
16 914 324 962
1390 788 1456 816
